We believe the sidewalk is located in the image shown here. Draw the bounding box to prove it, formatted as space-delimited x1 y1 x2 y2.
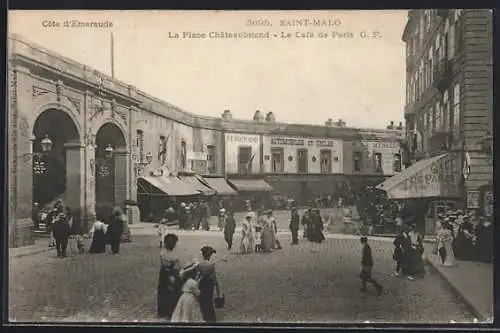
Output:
9 238 53 259
423 242 494 322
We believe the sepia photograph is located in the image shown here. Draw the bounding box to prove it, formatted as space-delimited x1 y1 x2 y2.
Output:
7 9 493 324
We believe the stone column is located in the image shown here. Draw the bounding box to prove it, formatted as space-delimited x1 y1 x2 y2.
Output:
114 148 130 206
85 145 97 232
12 66 35 247
64 141 85 233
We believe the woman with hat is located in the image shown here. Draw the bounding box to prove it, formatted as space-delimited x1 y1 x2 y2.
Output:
171 261 204 322
454 214 475 261
157 233 183 319
198 246 221 322
261 210 276 252
436 219 456 267
240 213 254 254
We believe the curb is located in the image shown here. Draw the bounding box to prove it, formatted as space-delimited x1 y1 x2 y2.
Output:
424 256 486 322
10 247 52 259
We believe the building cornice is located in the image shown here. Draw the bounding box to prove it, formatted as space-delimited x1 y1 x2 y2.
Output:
8 33 403 141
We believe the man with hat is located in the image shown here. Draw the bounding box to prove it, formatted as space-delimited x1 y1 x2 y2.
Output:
289 207 300 245
223 211 236 250
360 236 383 295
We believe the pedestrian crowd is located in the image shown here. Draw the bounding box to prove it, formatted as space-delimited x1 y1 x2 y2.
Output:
433 209 493 266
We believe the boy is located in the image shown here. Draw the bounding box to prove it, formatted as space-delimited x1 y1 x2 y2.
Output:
360 236 383 295
254 226 263 252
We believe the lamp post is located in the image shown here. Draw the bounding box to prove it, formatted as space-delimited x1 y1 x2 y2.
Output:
31 134 53 175
134 152 153 176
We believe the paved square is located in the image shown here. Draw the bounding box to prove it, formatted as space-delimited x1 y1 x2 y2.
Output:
9 232 473 323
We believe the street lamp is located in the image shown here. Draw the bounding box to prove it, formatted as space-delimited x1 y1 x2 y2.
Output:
105 144 114 159
145 152 153 164
40 134 53 153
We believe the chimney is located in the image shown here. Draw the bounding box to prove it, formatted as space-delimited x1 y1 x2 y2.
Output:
397 121 403 130
336 119 346 127
265 111 276 123
253 110 264 122
325 118 333 126
387 121 394 130
221 109 232 120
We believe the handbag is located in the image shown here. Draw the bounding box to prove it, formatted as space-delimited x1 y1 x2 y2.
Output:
214 293 225 309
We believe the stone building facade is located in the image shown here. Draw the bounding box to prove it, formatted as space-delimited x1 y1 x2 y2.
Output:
8 34 403 247
401 9 493 220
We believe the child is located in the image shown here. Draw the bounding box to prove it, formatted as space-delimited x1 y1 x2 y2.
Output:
254 226 263 252
76 233 85 254
171 262 204 323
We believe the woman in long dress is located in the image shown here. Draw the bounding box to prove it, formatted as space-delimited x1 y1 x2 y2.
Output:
88 220 108 254
157 233 183 319
437 222 456 267
171 262 204 323
240 214 254 254
198 246 221 323
408 224 425 277
261 212 275 252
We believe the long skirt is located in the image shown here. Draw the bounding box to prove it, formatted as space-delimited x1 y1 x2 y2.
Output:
157 268 181 318
261 228 274 252
409 249 426 276
88 230 107 254
171 293 204 322
199 277 216 322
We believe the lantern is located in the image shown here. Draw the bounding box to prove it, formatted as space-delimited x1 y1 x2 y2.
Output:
105 144 114 159
145 152 153 164
40 134 53 153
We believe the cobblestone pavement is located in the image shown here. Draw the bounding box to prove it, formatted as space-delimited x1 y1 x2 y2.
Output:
9 233 474 324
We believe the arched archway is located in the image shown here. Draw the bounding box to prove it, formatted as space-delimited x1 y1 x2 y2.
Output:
95 122 127 221
32 109 80 207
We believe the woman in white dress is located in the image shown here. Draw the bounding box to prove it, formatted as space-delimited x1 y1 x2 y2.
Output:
171 262 204 322
240 213 254 254
437 220 456 267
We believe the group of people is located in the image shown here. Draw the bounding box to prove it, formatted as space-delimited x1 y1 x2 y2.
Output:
300 207 326 243
392 223 426 280
87 206 127 255
157 234 223 323
220 209 283 254
41 199 73 258
174 201 211 231
434 209 493 266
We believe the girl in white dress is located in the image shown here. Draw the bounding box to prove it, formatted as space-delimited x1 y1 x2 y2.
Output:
171 262 204 323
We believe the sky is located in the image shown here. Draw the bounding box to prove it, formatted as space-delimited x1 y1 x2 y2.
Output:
9 10 408 129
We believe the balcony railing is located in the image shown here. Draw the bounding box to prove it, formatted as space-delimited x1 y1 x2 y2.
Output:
433 58 452 93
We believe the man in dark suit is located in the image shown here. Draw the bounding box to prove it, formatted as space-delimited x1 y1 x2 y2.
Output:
52 204 71 258
289 207 300 245
360 237 383 295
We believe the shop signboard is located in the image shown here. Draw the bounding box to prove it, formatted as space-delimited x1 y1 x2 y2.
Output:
466 191 481 209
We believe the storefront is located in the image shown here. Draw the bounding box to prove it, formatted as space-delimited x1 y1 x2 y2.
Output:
376 152 461 235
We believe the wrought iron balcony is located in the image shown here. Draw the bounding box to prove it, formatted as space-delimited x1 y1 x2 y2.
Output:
433 58 452 93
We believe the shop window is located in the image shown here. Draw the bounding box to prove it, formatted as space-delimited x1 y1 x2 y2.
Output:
353 151 362 172
136 130 144 162
297 148 308 173
320 149 332 173
271 147 284 173
180 140 187 169
207 145 215 174
453 83 461 142
394 153 402 172
238 146 253 173
374 153 383 172
159 135 166 164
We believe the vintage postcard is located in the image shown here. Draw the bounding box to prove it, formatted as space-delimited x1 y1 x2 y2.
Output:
7 10 493 324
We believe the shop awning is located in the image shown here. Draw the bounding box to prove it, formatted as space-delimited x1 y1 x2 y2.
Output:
137 176 201 197
203 177 238 196
376 152 461 199
178 176 216 196
228 179 273 192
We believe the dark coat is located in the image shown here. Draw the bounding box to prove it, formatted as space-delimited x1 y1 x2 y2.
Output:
108 214 124 240
224 216 236 235
393 234 405 261
362 244 374 267
289 212 300 231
